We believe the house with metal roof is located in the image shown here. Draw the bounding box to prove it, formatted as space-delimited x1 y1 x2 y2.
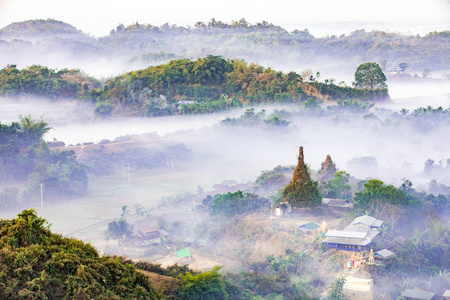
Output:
374 249 395 260
400 289 436 300
298 222 320 234
350 215 383 229
322 215 383 252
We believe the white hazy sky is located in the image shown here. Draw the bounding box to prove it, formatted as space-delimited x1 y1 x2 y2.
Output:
0 0 449 37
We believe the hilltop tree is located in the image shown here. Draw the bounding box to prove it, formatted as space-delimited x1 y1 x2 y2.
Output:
317 155 337 181
354 62 387 90
327 171 352 200
283 146 322 207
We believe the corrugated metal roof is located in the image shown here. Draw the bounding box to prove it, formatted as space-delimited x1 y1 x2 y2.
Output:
400 289 435 300
299 222 320 230
139 226 159 235
323 237 372 246
374 249 395 259
351 215 383 228
325 230 367 239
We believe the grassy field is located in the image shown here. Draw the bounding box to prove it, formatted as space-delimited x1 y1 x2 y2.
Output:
36 166 229 251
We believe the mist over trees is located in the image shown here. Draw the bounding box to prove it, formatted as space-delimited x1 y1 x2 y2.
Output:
0 16 449 300
0 116 87 210
1 19 449 75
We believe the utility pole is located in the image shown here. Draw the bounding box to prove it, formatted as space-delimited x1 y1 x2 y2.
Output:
39 183 44 209
127 163 130 184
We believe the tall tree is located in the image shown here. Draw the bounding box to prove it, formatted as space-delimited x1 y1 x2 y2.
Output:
354 62 387 90
283 146 322 207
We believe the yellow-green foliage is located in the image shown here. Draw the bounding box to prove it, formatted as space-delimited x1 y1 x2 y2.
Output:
0 209 161 299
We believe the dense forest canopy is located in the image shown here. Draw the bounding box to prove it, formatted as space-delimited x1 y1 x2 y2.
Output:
0 57 389 117
0 19 449 74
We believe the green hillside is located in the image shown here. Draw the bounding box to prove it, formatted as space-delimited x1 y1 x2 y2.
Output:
0 209 161 299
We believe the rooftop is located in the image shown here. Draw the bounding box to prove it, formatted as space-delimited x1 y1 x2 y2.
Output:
299 222 320 230
400 289 435 300
351 215 383 228
374 249 395 259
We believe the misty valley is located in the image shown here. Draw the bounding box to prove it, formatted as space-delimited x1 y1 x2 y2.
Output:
0 19 449 300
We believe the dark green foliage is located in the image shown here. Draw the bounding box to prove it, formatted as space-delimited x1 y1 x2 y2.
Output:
211 190 270 217
224 249 318 299
0 209 161 299
328 276 346 300
323 171 352 200
353 179 420 210
354 62 387 90
178 266 227 300
135 261 198 278
106 219 133 240
75 56 385 117
312 81 389 101
0 64 99 98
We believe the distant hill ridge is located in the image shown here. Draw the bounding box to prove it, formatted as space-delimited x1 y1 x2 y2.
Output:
0 18 82 36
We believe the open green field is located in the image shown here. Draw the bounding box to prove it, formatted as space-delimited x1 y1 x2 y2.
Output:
35 166 230 253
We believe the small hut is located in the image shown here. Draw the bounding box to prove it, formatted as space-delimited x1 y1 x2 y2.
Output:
298 222 320 235
400 289 436 300
374 249 395 260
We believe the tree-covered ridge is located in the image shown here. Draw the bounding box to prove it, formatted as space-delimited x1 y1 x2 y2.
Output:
0 209 161 299
0 64 100 98
0 19 82 36
102 20 450 70
1 19 448 72
87 56 388 116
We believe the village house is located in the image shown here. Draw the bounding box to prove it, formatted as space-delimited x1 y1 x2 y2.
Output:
123 225 170 247
322 215 383 252
400 289 437 300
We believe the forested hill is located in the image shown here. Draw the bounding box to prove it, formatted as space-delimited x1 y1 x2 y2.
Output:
0 209 162 299
0 57 389 117
0 19 449 73
0 19 94 43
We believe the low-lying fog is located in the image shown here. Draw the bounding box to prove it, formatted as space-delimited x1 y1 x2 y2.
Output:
1 82 449 191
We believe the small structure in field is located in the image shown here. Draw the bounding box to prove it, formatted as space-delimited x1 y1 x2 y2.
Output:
400 289 436 300
298 222 320 234
374 249 395 260
343 276 373 292
443 290 450 300
123 226 170 247
176 248 192 260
